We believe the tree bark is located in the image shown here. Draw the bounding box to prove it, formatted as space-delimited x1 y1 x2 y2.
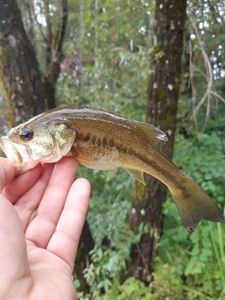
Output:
0 0 48 125
45 0 69 108
129 0 187 282
73 221 95 291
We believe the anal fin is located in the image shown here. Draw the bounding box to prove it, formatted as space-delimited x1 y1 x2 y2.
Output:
125 168 146 185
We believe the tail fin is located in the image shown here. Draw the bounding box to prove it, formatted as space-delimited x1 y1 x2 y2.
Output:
171 178 224 234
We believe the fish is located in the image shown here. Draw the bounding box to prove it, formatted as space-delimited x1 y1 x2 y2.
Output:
0 106 223 233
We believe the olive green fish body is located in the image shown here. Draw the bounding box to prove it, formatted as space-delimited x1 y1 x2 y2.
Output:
64 115 183 188
0 107 223 233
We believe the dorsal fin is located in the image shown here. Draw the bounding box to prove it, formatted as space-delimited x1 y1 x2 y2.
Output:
134 121 168 147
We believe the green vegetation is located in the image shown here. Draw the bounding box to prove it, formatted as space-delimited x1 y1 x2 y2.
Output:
75 119 225 300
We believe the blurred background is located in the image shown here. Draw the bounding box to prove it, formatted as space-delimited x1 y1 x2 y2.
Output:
0 0 225 299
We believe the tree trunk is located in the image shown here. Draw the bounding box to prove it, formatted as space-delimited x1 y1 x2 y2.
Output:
73 221 95 291
129 0 187 282
0 0 49 125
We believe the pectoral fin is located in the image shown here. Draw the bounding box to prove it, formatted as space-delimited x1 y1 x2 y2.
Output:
125 168 146 185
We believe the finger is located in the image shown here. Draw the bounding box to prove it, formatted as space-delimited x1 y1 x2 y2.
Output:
25 158 78 248
3 164 43 204
15 164 54 230
0 158 16 191
47 178 91 269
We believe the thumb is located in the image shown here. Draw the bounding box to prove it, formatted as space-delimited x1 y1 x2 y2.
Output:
0 195 30 291
0 158 16 191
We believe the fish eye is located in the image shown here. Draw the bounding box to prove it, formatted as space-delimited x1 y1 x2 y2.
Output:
19 128 34 141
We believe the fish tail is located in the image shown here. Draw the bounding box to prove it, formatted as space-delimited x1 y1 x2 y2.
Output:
170 178 224 234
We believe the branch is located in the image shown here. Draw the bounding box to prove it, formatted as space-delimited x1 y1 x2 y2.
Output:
29 1 47 43
43 0 53 67
54 0 68 58
20 0 36 45
206 0 219 22
189 39 198 126
188 16 225 131
47 0 68 83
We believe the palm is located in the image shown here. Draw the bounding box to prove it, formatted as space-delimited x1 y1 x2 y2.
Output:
0 158 91 300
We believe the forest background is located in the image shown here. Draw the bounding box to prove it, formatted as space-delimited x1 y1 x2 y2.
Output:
0 0 225 299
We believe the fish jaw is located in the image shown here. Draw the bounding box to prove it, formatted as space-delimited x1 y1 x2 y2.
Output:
0 136 38 171
0 136 23 164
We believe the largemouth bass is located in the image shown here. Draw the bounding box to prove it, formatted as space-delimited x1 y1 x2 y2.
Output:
0 107 223 233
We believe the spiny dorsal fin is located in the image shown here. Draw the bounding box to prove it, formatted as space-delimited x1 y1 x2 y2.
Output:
134 121 168 147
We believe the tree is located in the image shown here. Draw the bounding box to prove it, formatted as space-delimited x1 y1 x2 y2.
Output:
0 0 68 125
129 0 187 281
0 0 48 125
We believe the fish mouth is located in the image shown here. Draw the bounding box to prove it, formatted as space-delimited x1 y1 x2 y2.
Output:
0 136 28 164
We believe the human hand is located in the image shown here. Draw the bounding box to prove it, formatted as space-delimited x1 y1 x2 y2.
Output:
0 157 91 300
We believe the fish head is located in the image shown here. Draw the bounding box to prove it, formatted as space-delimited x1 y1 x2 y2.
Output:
0 121 76 171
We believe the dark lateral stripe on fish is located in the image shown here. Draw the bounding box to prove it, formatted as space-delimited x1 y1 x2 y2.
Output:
75 131 181 185
102 137 108 146
76 130 144 158
76 132 91 142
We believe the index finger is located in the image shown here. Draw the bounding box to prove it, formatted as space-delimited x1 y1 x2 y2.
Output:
0 158 16 191
47 178 91 269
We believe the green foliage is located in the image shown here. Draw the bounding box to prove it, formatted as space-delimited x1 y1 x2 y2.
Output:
155 114 225 299
76 168 151 299
102 277 152 300
75 118 225 299
57 0 153 120
175 125 225 204
57 45 148 120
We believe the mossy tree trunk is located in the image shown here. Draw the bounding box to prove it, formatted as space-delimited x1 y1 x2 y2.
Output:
0 0 69 125
129 0 187 281
0 0 49 125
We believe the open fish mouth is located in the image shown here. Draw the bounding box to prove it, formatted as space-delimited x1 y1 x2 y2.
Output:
0 136 29 164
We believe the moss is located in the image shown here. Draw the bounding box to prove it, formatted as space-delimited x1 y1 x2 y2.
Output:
157 88 166 102
6 106 16 127
131 181 147 208
0 46 10 66
0 46 16 126
149 44 165 62
164 114 173 126
0 78 7 99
